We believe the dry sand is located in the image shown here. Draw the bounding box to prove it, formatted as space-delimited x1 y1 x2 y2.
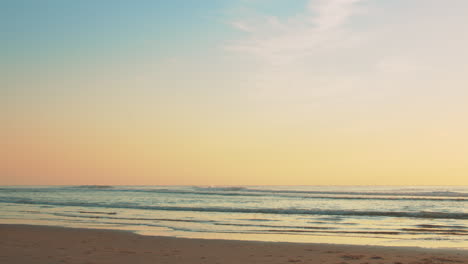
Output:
1 224 467 264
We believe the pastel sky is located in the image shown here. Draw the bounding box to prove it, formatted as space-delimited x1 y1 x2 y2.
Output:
2 0 468 185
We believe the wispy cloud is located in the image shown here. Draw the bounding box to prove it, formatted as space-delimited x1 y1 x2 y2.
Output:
311 0 364 31
226 0 368 109
228 0 366 65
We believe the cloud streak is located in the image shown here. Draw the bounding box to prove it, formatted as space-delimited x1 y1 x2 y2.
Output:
228 0 366 65
311 0 364 31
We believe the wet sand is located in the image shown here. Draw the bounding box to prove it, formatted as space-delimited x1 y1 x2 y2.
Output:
1 224 467 264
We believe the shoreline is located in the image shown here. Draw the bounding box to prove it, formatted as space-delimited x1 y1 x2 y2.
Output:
2 224 467 264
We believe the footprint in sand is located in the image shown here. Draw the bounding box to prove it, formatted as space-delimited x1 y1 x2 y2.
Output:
423 257 463 263
341 254 364 260
119 250 136 254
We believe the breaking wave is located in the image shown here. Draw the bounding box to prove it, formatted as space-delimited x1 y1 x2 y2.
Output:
1 197 467 220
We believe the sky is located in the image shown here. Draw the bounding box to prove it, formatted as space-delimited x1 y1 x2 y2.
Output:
2 0 468 185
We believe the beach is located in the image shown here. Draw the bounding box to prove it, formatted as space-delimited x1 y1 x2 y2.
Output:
1 186 467 249
4 0 468 262
1 224 467 264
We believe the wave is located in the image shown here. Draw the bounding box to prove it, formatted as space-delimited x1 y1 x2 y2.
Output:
401 228 468 234
78 211 117 215
2 186 467 199
0 185 114 192
240 188 468 198
53 212 468 236
0 187 62 193
258 229 466 236
72 185 114 189
143 186 468 198
416 224 467 229
111 189 468 201
51 212 334 230
146 187 468 199
135 189 265 197
7 187 462 202
1 197 467 220
51 212 217 223
192 186 248 192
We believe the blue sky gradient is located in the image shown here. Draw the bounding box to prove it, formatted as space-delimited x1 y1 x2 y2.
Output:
3 0 468 185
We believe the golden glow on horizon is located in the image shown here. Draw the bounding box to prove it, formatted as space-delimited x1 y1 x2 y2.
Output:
3 108 468 186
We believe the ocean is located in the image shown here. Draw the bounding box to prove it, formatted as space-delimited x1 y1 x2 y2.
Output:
1 185 467 249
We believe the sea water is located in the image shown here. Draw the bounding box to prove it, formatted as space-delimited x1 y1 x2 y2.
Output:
1 185 467 249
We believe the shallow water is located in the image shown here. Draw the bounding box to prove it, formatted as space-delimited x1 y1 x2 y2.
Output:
1 185 467 249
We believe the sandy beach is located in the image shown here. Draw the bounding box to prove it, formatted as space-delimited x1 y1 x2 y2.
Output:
1 224 467 264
